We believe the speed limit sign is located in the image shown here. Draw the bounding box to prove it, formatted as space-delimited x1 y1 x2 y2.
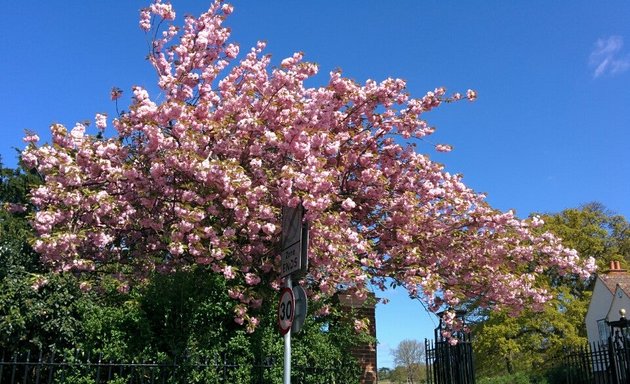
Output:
277 287 295 335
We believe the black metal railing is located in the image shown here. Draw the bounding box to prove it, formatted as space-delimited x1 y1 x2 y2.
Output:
0 349 353 384
557 337 630 384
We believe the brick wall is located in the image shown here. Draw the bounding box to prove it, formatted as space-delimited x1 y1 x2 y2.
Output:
339 293 378 384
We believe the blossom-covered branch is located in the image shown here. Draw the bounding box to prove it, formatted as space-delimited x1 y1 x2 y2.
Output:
21 0 595 331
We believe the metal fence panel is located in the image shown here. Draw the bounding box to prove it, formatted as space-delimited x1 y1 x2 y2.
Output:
0 349 354 384
558 337 630 384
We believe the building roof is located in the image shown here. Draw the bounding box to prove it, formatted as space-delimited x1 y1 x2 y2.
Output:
599 260 630 296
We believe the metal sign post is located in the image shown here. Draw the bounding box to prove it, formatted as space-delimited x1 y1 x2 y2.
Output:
283 275 292 384
280 205 310 384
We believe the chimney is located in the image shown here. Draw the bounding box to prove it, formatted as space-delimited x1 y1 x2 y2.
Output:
609 260 627 273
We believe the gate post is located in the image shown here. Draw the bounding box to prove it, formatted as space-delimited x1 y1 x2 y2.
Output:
607 308 630 384
338 293 378 384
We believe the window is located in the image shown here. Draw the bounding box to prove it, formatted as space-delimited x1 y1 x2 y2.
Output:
598 318 611 342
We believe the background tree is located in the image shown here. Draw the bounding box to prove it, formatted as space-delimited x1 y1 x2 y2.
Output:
538 202 629 272
392 339 425 384
20 0 594 333
378 367 392 380
472 203 629 379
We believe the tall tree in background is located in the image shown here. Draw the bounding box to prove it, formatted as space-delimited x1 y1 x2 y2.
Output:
473 203 629 377
392 339 425 384
539 202 629 272
20 0 594 332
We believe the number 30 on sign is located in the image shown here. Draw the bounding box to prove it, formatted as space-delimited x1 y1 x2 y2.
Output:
277 287 295 335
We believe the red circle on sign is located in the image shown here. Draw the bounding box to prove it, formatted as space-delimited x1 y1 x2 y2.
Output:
278 287 295 335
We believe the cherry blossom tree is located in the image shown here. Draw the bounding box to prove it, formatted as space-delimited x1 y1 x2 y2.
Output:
21 0 595 331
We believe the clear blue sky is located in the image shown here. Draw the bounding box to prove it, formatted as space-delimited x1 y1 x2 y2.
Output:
2 1 629 369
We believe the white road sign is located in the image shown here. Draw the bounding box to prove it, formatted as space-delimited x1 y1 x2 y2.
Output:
281 206 303 277
281 242 301 277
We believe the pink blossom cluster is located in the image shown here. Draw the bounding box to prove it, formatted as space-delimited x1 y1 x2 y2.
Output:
4 202 27 213
21 0 595 331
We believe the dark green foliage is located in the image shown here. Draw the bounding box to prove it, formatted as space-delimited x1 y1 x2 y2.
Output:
0 272 88 351
76 268 363 383
78 285 153 361
140 268 235 358
0 161 42 275
1 161 88 351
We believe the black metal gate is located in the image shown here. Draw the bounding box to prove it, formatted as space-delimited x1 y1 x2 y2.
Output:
559 311 630 384
425 311 475 384
560 337 630 383
608 316 630 384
